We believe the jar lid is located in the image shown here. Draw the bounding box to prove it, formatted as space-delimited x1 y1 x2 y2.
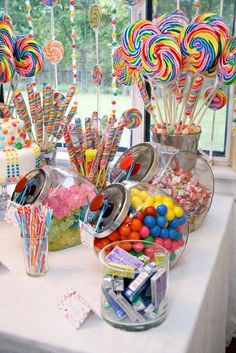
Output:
109 143 160 184
11 168 51 205
84 183 130 239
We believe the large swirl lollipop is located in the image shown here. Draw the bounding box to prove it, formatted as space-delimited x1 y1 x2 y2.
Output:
113 45 136 85
0 21 15 52
217 36 236 86
193 13 229 55
141 34 181 83
122 19 160 68
156 10 189 44
14 35 44 77
0 44 15 83
204 87 227 110
43 39 64 64
181 22 219 74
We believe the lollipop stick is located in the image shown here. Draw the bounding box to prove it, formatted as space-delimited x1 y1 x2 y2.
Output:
177 75 195 129
193 81 220 123
195 83 220 126
148 79 163 125
162 87 170 128
209 110 216 162
7 76 21 106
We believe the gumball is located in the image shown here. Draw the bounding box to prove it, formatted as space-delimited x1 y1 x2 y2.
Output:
166 209 175 221
94 237 111 250
133 241 145 252
172 240 179 252
178 215 187 225
129 206 136 215
154 195 163 203
131 196 143 209
130 218 142 231
144 235 154 244
162 196 174 209
144 206 156 216
119 240 132 252
176 232 183 240
139 225 150 238
178 239 185 247
135 251 145 257
108 230 120 241
177 225 185 234
169 228 178 240
170 252 177 262
143 215 156 228
123 215 131 224
128 231 141 240
154 237 164 246
130 187 141 197
156 216 167 228
163 239 172 249
135 211 144 222
129 249 136 256
150 225 161 237
118 224 131 237
144 245 156 258
174 206 184 218
160 228 170 239
157 204 167 216
140 190 150 201
169 218 179 228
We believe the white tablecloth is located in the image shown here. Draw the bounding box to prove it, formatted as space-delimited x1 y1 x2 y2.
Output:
0 195 235 353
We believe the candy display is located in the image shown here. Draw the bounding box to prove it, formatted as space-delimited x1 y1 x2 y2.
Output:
15 203 52 276
204 87 227 110
123 108 142 129
100 241 169 331
43 39 64 64
0 44 15 83
84 183 188 268
92 65 102 87
0 104 41 184
12 167 97 251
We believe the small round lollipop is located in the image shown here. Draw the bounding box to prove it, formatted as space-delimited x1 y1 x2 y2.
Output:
0 44 15 83
88 4 102 29
217 36 236 86
41 0 60 7
204 87 227 110
43 39 64 64
122 0 144 6
92 65 102 86
14 35 44 77
181 22 219 74
0 20 15 52
122 108 143 129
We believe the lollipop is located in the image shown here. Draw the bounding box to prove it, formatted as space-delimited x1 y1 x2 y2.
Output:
14 35 44 77
217 36 236 86
181 22 219 74
92 65 102 86
156 10 189 44
122 0 144 6
0 21 15 52
141 34 181 83
88 4 102 29
0 44 15 83
43 39 64 64
122 19 160 68
204 87 227 110
41 0 60 7
113 45 136 85
122 108 143 129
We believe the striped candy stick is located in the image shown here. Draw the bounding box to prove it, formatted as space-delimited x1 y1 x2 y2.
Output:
97 126 116 186
69 125 85 175
108 118 125 163
75 117 85 151
62 124 78 168
13 91 34 140
85 117 93 149
34 92 44 143
88 135 105 183
51 101 66 139
55 104 78 141
64 85 76 112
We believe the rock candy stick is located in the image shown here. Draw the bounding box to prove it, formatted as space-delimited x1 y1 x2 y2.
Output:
13 91 34 140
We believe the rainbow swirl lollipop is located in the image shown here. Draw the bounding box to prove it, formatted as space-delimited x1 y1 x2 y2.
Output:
122 19 160 68
181 22 219 74
193 13 229 55
122 108 143 129
204 87 227 110
217 36 236 86
113 45 136 85
156 10 189 44
43 39 64 64
41 0 60 7
141 34 181 83
0 44 15 83
0 21 15 52
14 35 44 77
92 65 102 86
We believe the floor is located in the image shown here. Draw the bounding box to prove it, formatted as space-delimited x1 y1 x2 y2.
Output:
226 338 236 353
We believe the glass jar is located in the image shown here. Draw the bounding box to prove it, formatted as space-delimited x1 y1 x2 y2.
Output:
151 151 214 232
11 166 97 251
109 143 214 233
99 240 169 331
83 182 188 268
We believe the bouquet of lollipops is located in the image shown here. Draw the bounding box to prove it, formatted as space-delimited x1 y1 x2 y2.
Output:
113 11 236 136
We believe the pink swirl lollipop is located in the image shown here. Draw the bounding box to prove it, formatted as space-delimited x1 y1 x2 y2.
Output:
181 22 219 74
141 34 181 83
122 19 160 68
122 108 142 129
43 39 64 64
217 36 236 85
204 87 227 110
0 21 15 52
0 44 15 83
92 65 102 86
14 35 44 77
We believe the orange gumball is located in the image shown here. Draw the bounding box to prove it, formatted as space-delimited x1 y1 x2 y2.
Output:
94 237 110 250
118 224 131 237
130 219 142 231
108 231 120 242
119 241 132 252
123 215 131 225
128 231 141 240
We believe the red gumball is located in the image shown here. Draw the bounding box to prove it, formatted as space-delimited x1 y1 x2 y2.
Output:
108 231 120 242
139 225 150 238
154 237 164 247
144 206 156 216
163 239 172 249
135 211 145 222
133 241 144 252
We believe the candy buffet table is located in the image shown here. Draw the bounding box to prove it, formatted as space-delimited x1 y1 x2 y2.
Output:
0 195 235 353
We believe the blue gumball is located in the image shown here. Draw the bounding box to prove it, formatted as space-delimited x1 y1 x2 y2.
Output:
169 228 178 239
144 215 156 228
177 215 187 225
156 216 167 227
169 218 179 228
160 228 169 239
176 232 183 240
150 225 161 237
129 206 136 215
156 204 167 216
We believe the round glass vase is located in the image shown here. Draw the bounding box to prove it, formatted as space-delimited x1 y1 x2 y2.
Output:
99 240 169 331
